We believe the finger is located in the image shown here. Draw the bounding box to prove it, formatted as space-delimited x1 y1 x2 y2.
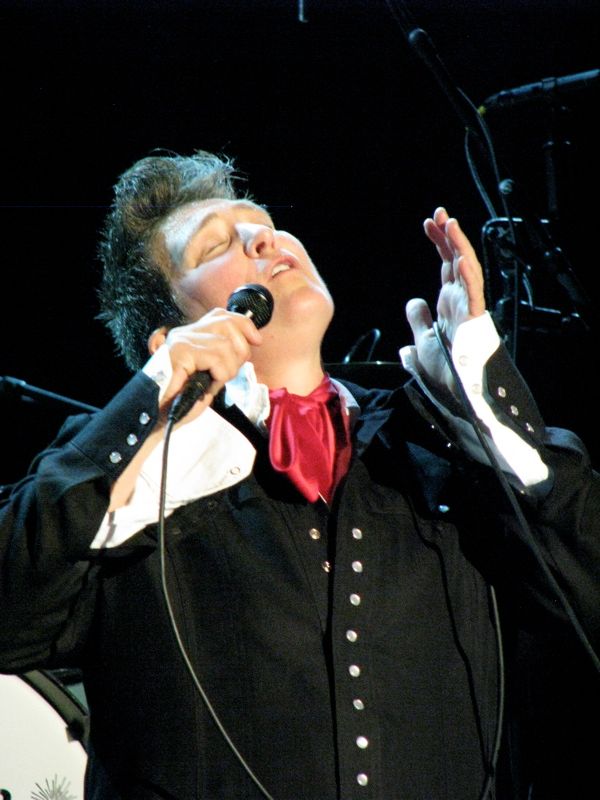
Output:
444 218 480 272
165 322 254 394
199 307 265 347
160 335 243 416
432 206 449 229
207 330 254 383
424 217 455 269
444 218 486 308
174 311 263 359
229 311 265 346
194 325 254 382
457 255 486 317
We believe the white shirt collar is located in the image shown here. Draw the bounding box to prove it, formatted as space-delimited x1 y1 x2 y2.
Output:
145 344 360 429
225 363 360 430
224 362 271 430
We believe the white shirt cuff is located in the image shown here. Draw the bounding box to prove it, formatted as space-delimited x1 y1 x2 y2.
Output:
401 312 548 487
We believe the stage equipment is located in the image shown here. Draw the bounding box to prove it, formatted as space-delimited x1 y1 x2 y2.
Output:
385 0 596 359
0 376 99 414
0 670 88 799
480 69 599 113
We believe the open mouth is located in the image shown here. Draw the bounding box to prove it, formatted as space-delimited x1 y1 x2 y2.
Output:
271 262 293 277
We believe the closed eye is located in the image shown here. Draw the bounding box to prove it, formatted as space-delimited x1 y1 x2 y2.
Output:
202 236 231 259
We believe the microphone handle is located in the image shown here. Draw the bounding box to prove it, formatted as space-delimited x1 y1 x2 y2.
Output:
167 370 212 424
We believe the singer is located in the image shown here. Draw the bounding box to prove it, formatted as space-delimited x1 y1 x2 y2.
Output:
0 150 598 799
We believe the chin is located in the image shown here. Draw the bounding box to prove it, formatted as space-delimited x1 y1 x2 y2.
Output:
263 288 332 349
280 283 333 318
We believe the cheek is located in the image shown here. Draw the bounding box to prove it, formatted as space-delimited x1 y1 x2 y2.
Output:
176 261 242 316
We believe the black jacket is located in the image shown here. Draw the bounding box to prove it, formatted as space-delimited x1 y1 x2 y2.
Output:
1 352 598 799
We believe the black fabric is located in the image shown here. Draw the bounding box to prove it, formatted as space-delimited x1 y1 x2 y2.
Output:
0 366 598 799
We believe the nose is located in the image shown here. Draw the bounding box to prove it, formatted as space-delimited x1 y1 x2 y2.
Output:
240 223 277 258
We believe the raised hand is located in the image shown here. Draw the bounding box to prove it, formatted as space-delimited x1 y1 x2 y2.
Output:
405 206 486 390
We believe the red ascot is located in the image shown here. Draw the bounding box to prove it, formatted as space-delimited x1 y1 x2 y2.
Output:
267 375 352 504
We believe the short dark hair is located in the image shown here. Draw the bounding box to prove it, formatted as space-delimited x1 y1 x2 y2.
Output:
97 150 244 371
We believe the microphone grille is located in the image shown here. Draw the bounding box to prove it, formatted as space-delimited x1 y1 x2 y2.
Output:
227 283 274 329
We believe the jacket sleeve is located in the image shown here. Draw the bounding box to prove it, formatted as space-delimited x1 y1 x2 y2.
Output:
406 342 600 657
0 372 160 672
509 424 600 652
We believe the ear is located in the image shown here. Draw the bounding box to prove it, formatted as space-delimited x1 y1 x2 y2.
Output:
147 326 169 355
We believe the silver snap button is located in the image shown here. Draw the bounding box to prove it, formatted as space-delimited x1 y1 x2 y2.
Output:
353 698 365 711
349 664 361 677
309 528 321 540
126 433 138 446
139 412 151 425
346 629 358 642
497 386 507 398
356 736 369 749
352 560 363 573
109 451 122 464
357 773 369 786
352 528 363 540
350 593 361 606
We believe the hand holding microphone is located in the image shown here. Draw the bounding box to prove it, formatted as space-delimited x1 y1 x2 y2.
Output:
167 284 274 424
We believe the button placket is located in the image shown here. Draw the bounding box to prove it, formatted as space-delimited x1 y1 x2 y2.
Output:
344 524 371 792
285 513 331 634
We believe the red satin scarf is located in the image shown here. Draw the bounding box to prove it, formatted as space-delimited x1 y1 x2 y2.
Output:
266 375 352 504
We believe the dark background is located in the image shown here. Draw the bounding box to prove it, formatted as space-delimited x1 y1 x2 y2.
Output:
1 0 599 481
0 2 598 794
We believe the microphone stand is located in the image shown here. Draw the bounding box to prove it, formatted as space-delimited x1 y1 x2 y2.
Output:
386 0 594 354
543 101 572 226
0 376 99 414
483 91 593 341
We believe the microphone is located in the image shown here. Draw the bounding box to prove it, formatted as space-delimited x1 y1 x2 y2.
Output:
406 27 476 130
168 283 274 424
480 68 599 113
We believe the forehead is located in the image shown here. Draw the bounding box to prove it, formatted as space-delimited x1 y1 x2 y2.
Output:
162 198 274 242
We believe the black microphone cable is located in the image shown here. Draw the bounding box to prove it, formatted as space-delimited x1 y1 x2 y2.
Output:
157 417 276 800
157 284 276 800
430 320 600 799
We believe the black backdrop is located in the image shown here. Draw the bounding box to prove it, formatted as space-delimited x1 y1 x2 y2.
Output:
1 2 599 793
1 0 599 481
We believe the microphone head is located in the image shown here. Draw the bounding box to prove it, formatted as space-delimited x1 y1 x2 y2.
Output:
227 283 274 329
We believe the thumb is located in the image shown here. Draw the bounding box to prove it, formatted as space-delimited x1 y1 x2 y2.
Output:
405 298 434 340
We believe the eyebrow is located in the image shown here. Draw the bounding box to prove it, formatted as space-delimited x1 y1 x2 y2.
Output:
177 203 274 267
192 203 274 237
